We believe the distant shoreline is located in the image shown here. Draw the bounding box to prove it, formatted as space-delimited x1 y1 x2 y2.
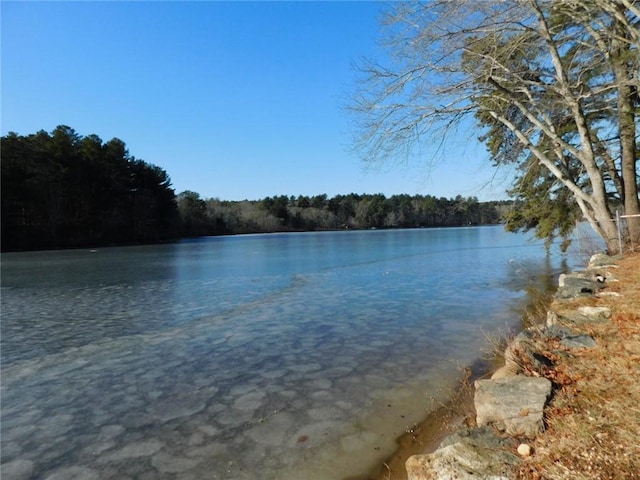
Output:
1 223 507 254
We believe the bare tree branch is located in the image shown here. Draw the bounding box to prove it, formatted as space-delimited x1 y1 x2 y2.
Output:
349 0 640 252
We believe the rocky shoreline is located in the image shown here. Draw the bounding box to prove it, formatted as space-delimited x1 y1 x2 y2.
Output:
403 252 625 479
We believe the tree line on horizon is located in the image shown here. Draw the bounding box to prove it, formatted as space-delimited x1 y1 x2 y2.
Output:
177 190 509 237
1 126 509 251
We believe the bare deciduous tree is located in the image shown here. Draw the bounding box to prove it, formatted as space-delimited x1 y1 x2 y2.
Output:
351 0 639 254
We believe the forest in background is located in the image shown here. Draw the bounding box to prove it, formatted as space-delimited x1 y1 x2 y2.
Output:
177 191 509 237
1 126 510 251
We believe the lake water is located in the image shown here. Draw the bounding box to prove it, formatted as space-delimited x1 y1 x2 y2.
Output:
1 227 593 479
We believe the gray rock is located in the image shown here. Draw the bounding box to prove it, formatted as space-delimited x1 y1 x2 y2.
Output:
440 426 513 449
560 334 597 349
555 273 604 299
406 427 518 480
557 272 598 288
475 376 551 437
543 324 575 339
584 269 615 283
588 253 621 268
552 308 610 326
577 306 611 321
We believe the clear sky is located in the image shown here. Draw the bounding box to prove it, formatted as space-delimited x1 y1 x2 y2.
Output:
2 1 508 202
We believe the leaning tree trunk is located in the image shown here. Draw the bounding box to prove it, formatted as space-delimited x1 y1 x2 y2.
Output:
580 194 621 255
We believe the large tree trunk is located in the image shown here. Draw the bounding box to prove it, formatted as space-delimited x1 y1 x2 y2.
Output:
611 17 640 249
619 91 640 247
615 69 640 248
590 200 622 255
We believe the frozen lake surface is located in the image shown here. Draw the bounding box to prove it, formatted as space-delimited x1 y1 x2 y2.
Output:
1 227 589 479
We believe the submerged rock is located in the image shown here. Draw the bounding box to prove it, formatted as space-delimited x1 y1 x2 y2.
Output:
0 459 34 480
42 466 99 480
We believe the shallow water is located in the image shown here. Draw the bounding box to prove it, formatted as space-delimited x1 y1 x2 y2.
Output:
1 227 588 479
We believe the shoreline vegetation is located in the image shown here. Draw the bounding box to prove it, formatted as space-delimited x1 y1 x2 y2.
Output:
1 126 511 253
369 250 639 480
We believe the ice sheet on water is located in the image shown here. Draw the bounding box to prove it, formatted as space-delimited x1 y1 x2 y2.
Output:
1 228 588 479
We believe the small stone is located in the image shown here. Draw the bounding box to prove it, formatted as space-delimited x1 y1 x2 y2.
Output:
517 443 532 457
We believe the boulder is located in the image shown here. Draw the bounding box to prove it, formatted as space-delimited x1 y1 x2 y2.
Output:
555 273 604 299
560 334 597 349
0 460 34 480
577 306 611 321
548 307 611 326
584 268 617 283
588 253 621 268
406 427 518 480
543 324 597 349
543 324 575 339
439 426 514 450
475 376 552 437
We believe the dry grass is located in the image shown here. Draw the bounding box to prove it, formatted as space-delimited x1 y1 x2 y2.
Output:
480 287 556 370
515 251 640 480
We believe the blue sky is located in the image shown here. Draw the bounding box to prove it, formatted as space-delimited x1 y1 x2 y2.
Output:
2 1 507 201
